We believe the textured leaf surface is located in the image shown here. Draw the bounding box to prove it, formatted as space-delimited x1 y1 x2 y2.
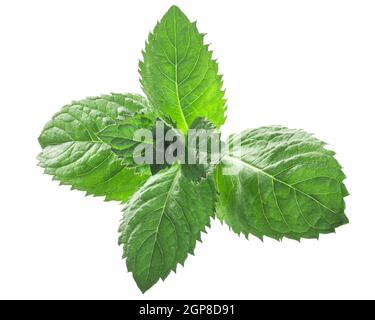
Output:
98 115 154 151
38 94 152 202
119 164 215 292
215 126 349 240
98 113 155 171
140 6 226 133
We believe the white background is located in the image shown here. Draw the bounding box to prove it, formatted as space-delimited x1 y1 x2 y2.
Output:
0 0 374 300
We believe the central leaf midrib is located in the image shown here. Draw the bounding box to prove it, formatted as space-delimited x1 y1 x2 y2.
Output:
145 167 180 282
172 7 189 133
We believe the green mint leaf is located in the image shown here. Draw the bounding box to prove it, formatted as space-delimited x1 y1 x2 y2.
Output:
98 113 155 172
98 116 154 152
38 94 152 202
140 5 226 133
119 164 216 292
215 126 349 241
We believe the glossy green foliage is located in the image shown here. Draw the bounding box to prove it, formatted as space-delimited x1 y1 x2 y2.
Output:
215 127 349 240
38 94 151 202
98 113 155 170
38 5 349 293
119 164 215 292
140 6 226 133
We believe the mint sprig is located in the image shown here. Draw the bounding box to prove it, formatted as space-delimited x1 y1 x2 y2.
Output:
38 5 349 293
